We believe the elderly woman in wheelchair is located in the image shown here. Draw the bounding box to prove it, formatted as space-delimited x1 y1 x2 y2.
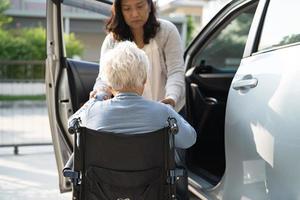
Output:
66 41 196 200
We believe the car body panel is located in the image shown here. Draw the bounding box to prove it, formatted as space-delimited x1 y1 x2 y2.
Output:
184 0 259 198
221 0 300 198
224 43 300 200
186 0 300 199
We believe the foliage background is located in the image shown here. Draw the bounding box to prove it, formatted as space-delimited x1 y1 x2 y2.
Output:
0 27 84 61
186 15 196 46
0 0 84 80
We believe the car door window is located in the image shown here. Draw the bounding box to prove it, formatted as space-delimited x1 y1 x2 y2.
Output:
193 6 256 72
258 0 300 51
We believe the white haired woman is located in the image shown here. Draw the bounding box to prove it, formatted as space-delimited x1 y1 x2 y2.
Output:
70 41 196 149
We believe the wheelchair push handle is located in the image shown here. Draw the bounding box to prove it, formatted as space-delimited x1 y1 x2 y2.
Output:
168 117 178 135
68 117 81 134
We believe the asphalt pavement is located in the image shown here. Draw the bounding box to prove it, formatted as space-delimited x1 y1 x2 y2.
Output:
0 100 71 200
0 145 72 200
0 100 200 200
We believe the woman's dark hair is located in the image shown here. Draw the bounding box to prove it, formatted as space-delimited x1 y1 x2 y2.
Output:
106 0 160 44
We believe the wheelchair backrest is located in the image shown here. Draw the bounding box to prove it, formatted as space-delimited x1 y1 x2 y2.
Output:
74 127 175 200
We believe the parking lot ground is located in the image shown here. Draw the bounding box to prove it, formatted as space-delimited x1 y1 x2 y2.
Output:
0 145 201 200
0 145 71 200
0 98 201 199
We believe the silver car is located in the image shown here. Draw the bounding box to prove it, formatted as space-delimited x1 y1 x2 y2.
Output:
46 0 300 199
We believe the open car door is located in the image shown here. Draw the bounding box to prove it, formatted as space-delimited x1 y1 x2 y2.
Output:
184 0 259 198
45 0 111 192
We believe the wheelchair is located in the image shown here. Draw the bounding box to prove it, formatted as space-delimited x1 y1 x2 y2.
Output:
63 117 188 200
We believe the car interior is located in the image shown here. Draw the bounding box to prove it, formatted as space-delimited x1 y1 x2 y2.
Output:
66 60 99 110
184 4 257 185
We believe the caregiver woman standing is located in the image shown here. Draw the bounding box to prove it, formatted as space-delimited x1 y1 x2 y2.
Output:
92 0 185 112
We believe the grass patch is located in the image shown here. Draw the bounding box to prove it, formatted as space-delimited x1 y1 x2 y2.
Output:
0 95 46 101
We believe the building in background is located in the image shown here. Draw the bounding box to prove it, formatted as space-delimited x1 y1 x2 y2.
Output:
5 0 196 62
158 0 231 34
5 0 107 62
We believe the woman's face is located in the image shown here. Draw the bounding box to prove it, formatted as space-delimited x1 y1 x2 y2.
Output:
120 0 151 30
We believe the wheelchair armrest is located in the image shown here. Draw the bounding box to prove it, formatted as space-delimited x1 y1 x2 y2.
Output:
63 153 74 172
62 153 79 179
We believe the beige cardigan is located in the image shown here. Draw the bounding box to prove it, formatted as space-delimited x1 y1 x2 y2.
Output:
94 19 185 111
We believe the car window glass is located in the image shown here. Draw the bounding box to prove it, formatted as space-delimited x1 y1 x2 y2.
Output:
193 6 256 72
61 3 108 62
258 0 300 51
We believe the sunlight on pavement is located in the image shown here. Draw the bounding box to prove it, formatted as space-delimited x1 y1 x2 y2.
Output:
0 146 71 200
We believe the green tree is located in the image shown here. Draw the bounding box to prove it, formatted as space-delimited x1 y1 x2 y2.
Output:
0 27 84 60
279 34 300 46
0 0 83 60
186 15 196 46
0 0 12 27
198 11 255 68
0 0 84 80
0 27 84 79
65 33 84 58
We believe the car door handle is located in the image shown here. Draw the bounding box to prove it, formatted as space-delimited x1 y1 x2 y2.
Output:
232 77 258 90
